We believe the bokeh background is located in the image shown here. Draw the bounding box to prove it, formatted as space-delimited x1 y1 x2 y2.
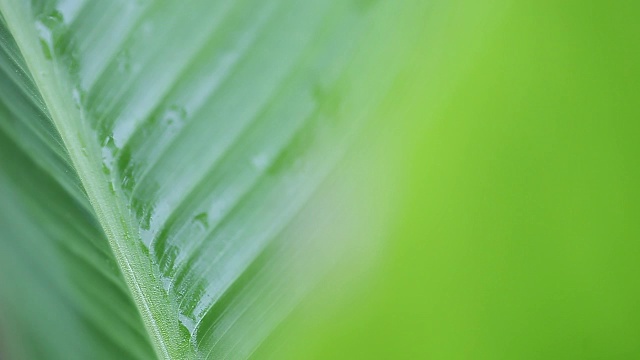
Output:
263 1 640 358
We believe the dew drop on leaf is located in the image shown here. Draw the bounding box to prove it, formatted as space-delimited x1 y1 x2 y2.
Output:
251 153 270 171
193 212 209 232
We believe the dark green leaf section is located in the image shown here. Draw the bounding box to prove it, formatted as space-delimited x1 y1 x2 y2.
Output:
0 15 87 207
0 129 155 359
0 15 155 359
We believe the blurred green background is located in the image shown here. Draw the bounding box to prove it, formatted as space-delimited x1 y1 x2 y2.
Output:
267 1 640 358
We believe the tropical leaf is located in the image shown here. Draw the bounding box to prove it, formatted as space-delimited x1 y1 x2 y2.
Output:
0 0 420 359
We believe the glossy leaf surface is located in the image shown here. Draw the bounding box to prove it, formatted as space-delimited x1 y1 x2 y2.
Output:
0 0 418 358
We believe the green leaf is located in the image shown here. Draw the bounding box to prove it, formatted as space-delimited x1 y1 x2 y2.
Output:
0 0 418 358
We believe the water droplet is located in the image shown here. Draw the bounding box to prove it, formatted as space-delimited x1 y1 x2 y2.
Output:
101 135 116 173
71 87 84 109
108 180 116 194
160 105 186 135
34 11 64 60
194 212 209 231
101 163 111 175
139 228 154 249
161 276 172 291
251 153 270 171
118 149 137 193
120 173 129 186
140 207 152 230
116 50 131 73
178 314 196 334
71 88 81 101
35 24 53 60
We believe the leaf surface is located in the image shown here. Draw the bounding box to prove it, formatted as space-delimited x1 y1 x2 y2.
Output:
0 0 417 358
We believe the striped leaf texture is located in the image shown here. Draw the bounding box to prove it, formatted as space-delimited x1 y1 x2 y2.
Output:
0 0 420 359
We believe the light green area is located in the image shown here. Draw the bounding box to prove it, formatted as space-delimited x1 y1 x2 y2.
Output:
266 1 640 359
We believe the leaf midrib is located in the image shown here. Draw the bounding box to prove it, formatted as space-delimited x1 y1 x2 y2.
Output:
0 2 192 359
